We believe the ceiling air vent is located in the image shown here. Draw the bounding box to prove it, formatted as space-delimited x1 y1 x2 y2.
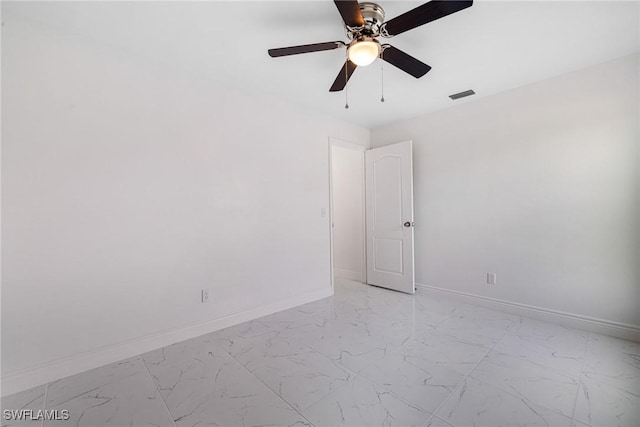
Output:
449 90 475 100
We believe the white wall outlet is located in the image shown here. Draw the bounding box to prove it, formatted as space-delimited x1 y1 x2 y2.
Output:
487 273 497 285
201 289 210 303
321 208 326 218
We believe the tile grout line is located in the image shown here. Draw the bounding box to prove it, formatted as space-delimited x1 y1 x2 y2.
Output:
294 291 445 368
570 331 591 424
41 383 48 427
401 289 487 427
296 363 435 427
420 411 438 427
422 325 510 426
421 414 435 427
216 339 317 427
423 414 455 427
139 356 177 427
335 308 494 426
278 310 419 406
226 313 358 410
441 322 591 425
318 290 475 427
219 284 598 426
460 362 587 425
225 297 435 423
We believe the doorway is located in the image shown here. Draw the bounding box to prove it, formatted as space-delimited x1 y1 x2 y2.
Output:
330 138 415 294
329 138 366 289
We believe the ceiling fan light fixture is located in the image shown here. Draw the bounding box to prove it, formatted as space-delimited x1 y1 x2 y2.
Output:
347 40 380 66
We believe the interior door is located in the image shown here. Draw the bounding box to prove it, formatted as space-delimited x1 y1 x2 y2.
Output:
365 141 415 294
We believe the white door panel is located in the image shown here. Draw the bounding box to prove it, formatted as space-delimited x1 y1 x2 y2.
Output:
365 141 415 294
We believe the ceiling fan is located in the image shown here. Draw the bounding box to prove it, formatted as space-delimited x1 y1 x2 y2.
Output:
268 0 473 92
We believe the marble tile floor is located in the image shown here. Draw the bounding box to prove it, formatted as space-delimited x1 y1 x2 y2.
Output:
2 279 639 427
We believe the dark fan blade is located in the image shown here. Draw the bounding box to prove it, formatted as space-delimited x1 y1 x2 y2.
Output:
381 45 431 78
268 41 343 57
329 60 357 92
334 0 365 27
383 1 473 36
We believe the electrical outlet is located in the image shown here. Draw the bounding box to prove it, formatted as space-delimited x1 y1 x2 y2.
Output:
487 273 497 285
201 289 210 303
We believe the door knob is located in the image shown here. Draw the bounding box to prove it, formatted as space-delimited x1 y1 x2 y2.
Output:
403 221 413 228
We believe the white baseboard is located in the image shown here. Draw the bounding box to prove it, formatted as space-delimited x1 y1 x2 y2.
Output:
416 283 640 343
334 268 363 282
1 287 333 397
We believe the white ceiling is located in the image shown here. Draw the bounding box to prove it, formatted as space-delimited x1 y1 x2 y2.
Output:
5 1 640 128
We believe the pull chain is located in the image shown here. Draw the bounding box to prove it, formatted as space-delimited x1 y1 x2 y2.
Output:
380 51 385 103
344 52 350 109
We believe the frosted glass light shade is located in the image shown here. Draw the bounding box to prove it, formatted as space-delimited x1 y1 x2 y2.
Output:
347 41 380 66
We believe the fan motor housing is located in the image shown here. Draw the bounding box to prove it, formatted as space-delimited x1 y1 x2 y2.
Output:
349 2 385 37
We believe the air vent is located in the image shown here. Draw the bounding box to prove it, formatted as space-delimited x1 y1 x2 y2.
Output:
449 90 475 100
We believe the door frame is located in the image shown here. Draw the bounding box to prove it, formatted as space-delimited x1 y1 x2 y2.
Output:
328 137 367 294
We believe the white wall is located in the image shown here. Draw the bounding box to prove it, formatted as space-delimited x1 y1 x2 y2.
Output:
1 15 369 393
331 144 365 282
372 54 640 329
